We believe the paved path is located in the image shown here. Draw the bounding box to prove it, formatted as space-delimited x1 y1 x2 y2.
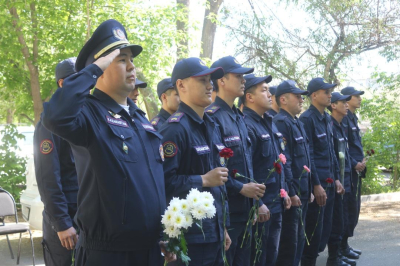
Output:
1 201 399 266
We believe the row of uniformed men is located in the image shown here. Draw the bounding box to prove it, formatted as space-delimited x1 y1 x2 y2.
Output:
35 19 365 266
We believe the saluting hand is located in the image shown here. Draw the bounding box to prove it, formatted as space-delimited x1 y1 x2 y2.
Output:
201 167 229 187
313 185 327 206
93 49 120 71
240 182 266 200
57 227 78 250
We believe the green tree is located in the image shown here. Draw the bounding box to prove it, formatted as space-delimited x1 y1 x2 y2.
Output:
360 72 400 194
0 124 27 203
223 0 400 89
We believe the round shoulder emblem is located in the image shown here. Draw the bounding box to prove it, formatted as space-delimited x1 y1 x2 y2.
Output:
40 139 54 154
163 141 178 158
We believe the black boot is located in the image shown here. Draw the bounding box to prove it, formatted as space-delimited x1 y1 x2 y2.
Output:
340 238 360 259
327 244 350 266
349 246 362 255
338 250 357 266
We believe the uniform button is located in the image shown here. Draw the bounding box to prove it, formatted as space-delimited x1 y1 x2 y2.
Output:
121 135 124 139
93 75 97 78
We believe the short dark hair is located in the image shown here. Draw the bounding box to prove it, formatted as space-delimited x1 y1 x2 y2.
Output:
159 87 177 102
212 73 230 92
242 85 258 106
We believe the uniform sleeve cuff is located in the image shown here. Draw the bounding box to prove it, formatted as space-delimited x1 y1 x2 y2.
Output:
54 218 73 232
191 175 204 190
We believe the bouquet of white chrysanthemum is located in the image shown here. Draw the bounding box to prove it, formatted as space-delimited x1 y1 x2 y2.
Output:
161 188 216 266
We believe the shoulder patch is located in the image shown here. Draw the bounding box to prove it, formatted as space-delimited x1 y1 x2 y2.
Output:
151 116 160 126
205 105 220 114
168 112 184 123
40 139 54 155
163 141 178 158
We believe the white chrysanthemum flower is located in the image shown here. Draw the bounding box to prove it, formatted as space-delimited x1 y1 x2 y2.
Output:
161 209 176 227
187 188 202 208
200 191 214 203
191 205 207 220
164 226 181 239
168 198 182 213
182 213 193 229
173 212 185 229
179 199 190 214
205 204 216 219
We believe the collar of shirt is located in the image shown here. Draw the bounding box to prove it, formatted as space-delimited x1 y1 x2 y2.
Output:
178 101 208 125
278 109 298 124
92 89 145 117
159 108 171 120
309 104 327 121
347 109 358 122
214 96 240 120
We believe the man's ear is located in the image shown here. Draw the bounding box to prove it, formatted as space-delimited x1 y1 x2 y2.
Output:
58 79 64 88
176 79 186 94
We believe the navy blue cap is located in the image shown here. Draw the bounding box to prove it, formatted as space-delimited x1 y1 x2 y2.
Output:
171 57 224 85
157 78 174 98
341 86 364 96
244 74 272 91
55 57 76 82
307 77 337 94
211 56 254 74
76 19 142 71
269 86 277 95
276 80 308 98
331 92 351 103
135 79 147 89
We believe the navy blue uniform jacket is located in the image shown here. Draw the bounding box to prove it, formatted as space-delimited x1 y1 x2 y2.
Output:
299 105 340 187
273 109 312 200
331 117 352 192
343 110 365 174
206 96 254 223
42 64 166 251
150 108 171 131
243 107 287 214
159 102 229 244
34 108 78 232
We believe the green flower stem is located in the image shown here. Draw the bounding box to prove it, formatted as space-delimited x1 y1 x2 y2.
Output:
298 207 309 246
308 206 321 244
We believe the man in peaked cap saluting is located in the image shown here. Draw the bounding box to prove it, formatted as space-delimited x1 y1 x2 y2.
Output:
42 19 175 265
150 78 180 131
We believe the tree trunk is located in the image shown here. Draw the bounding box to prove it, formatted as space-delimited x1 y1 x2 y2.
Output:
200 0 223 60
6 109 15 124
136 73 159 120
176 0 190 61
9 5 43 126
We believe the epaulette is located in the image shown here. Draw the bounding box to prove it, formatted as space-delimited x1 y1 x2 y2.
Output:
205 105 220 114
168 112 184 123
151 116 160 126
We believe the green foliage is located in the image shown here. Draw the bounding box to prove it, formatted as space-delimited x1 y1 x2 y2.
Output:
0 124 27 203
360 71 400 194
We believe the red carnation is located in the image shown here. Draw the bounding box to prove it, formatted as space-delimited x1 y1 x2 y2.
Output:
325 177 334 184
274 162 282 174
367 150 371 156
232 169 238 178
219 148 234 159
280 189 288 198
371 149 375 155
